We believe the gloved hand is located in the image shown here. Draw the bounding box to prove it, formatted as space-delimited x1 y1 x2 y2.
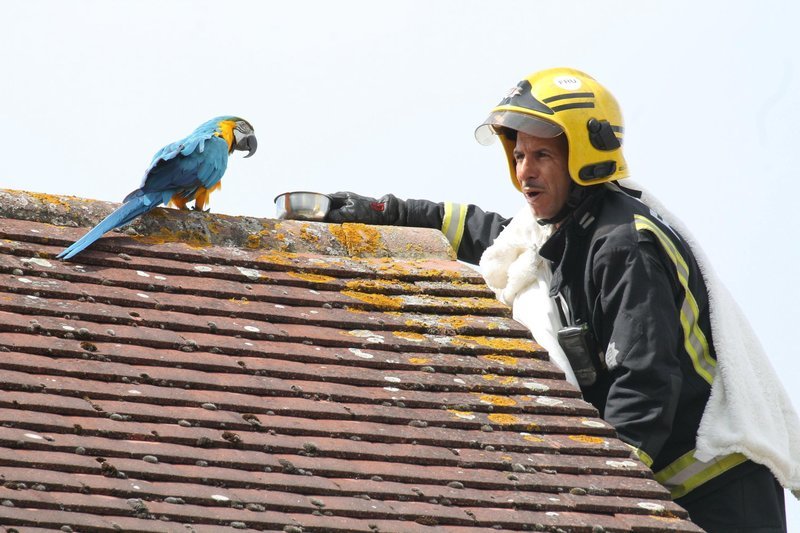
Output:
326 192 405 225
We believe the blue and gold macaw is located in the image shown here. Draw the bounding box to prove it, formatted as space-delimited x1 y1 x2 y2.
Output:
57 116 257 260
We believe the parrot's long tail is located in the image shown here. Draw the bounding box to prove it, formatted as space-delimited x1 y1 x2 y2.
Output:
57 191 166 260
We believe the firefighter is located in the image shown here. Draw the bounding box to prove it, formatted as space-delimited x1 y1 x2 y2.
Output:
326 67 791 532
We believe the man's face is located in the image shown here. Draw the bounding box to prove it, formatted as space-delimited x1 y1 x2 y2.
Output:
513 131 571 221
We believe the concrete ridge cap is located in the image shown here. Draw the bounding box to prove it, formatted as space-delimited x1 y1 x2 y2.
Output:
0 189 457 261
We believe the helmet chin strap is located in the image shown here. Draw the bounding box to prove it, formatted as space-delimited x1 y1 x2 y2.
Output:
535 182 588 226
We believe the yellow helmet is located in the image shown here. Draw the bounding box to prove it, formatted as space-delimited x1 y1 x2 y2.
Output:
475 67 628 190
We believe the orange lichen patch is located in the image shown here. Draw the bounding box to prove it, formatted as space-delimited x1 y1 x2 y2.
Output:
426 296 499 312
228 298 250 305
27 192 73 211
133 228 211 249
393 332 426 342
257 251 298 266
526 422 539 431
344 307 368 314
522 434 544 443
487 413 519 425
206 220 224 236
341 290 403 310
244 228 278 250
569 435 606 444
452 335 539 352
298 224 320 244
408 357 431 365
447 410 476 420
437 316 468 331
344 279 418 293
287 272 336 283
329 223 387 257
406 242 426 254
372 262 462 280
479 374 517 385
481 355 519 366
478 394 517 407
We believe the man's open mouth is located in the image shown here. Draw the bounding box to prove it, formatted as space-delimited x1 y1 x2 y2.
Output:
523 187 542 199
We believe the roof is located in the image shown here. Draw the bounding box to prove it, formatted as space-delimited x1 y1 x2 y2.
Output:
0 189 702 532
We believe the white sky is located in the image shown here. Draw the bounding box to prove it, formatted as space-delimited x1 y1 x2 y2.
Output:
3 0 799 525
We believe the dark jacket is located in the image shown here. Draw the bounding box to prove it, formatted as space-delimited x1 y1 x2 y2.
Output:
400 187 747 500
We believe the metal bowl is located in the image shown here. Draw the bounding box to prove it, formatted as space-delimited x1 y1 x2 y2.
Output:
274 191 332 221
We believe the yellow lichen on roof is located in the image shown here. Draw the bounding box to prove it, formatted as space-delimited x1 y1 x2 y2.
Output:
480 355 519 366
371 261 461 280
408 357 431 365
246 229 274 249
487 413 519 425
522 434 544 442
394 331 427 342
569 435 605 444
450 297 501 310
436 316 468 331
329 223 387 257
299 223 321 244
27 192 74 211
344 279 418 293
479 374 518 386
479 394 517 407
287 272 336 283
452 335 539 353
341 290 403 310
257 250 298 266
134 228 211 248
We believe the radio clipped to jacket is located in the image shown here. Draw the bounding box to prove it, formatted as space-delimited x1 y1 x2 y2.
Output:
556 322 600 387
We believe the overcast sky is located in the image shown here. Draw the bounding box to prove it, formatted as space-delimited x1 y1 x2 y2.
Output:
3 0 799 524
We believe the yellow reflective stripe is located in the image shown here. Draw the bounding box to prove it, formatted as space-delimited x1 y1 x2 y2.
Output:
633 215 716 385
442 202 468 252
655 451 748 500
625 443 654 467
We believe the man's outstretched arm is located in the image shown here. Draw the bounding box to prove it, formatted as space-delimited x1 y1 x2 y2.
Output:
326 192 510 265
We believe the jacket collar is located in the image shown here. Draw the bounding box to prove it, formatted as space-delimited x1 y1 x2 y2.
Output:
539 186 606 296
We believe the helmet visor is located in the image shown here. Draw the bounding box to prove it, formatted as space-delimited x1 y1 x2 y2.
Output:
475 110 563 146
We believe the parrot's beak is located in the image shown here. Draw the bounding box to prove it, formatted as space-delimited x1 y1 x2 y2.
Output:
237 134 257 158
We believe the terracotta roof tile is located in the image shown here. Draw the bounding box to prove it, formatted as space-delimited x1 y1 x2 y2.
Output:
0 190 703 532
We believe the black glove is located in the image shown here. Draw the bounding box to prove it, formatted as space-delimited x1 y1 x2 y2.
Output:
326 192 406 225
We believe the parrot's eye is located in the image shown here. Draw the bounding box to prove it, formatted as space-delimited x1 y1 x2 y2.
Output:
235 121 253 134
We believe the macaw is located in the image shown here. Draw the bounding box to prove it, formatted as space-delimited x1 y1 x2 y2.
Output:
57 116 257 260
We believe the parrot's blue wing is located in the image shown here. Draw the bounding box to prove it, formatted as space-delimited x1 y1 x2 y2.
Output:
128 135 229 201
144 136 229 197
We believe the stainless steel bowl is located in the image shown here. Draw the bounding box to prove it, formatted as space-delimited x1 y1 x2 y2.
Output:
274 191 332 221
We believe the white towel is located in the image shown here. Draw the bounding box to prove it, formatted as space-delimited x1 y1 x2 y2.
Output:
479 206 579 387
479 181 800 495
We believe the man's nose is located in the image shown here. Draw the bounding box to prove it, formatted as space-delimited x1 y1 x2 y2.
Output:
517 158 538 182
